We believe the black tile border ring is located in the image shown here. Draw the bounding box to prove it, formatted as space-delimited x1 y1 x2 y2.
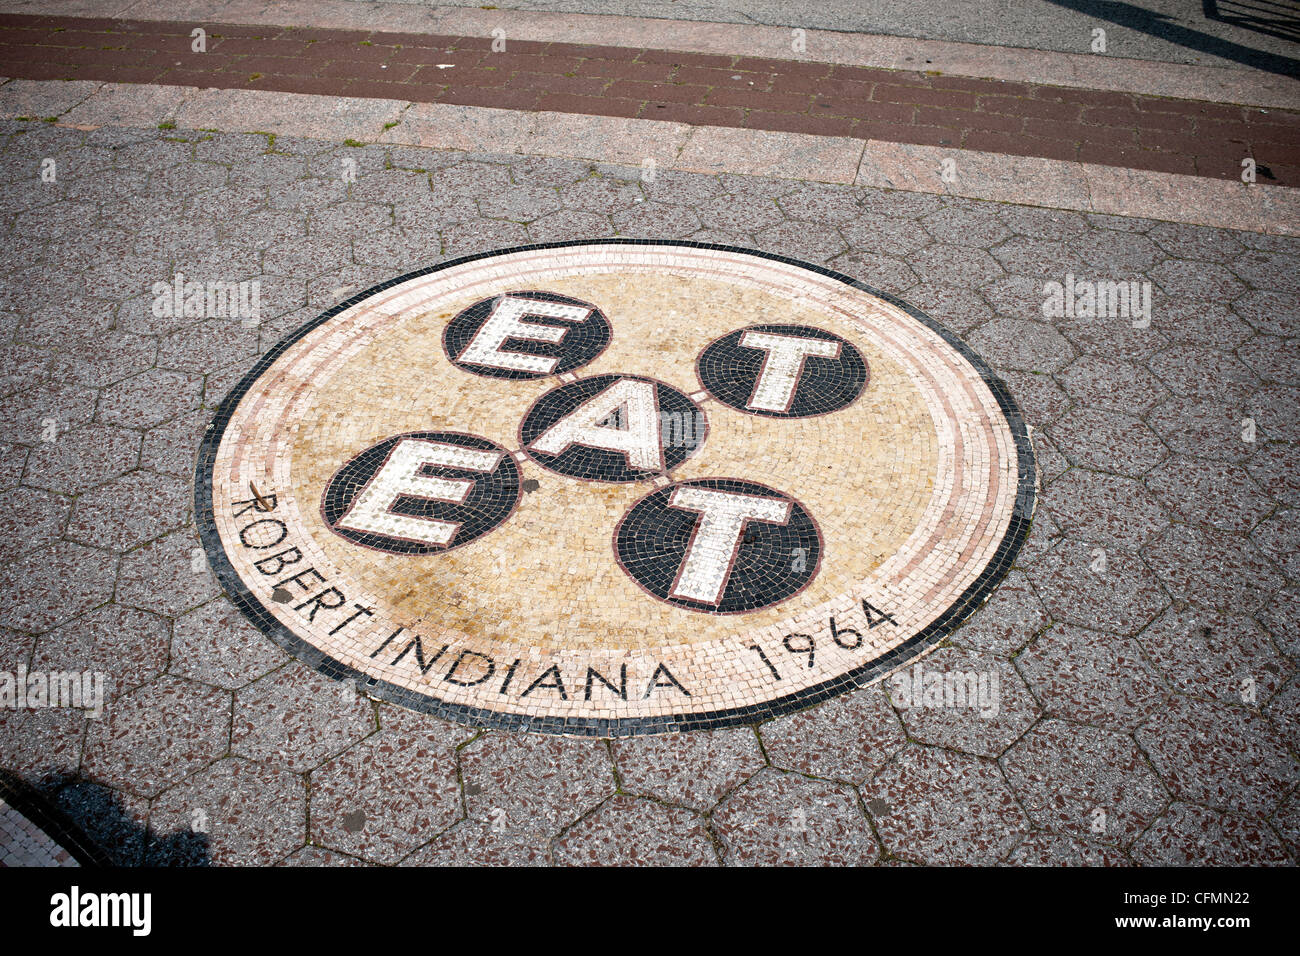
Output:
194 239 1037 738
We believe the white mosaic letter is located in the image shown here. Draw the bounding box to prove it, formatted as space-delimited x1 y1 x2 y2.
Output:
457 295 593 374
667 486 792 605
738 331 841 413
530 378 665 471
337 438 501 546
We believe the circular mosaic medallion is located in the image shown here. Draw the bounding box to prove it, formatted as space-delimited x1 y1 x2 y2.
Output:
196 241 1035 736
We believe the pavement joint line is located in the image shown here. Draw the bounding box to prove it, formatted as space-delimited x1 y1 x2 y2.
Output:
4 78 1293 235
3 0 1298 109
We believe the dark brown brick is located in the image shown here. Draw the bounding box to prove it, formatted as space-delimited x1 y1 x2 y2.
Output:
872 83 976 110
413 65 506 87
780 74 872 99
245 74 344 97
649 102 747 128
390 46 478 66
706 87 810 112
210 37 310 57
439 85 541 111
1032 86 1135 110
316 59 418 83
535 92 643 118
544 41 639 60
733 56 831 78
505 71 609 96
1079 142 1196 175
914 105 1022 134
930 75 1032 97
340 78 418 101
606 79 707 104
977 95 1081 121
963 129 1078 162
744 110 855 137
855 121 958 147
235 54 321 77
480 52 579 74
576 58 675 82
635 49 733 68
833 64 927 86
674 65 774 90
819 98 915 124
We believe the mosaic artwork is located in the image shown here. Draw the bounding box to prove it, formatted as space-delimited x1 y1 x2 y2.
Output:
196 241 1036 735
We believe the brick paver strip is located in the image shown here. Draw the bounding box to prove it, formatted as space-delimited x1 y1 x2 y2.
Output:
0 13 1297 187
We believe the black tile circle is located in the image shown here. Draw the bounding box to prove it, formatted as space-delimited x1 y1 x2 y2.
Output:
697 323 868 418
615 477 822 614
443 289 611 380
520 374 707 482
321 430 520 554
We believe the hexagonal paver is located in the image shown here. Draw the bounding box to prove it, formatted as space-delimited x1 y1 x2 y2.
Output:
0 486 68 564
1253 507 1298 580
21 425 141 494
908 243 1003 288
611 726 763 810
1260 587 1300 659
866 746 1029 865
1136 695 1297 816
0 541 117 633
950 570 1050 655
83 675 231 798
1041 469 1168 549
1016 622 1166 729
1238 335 1300 387
1050 408 1167 476
31 604 168 699
460 733 615 836
96 369 203 429
967 317 1075 373
1025 540 1168 636
889 648 1039 758
0 706 86 790
1002 720 1165 845
1003 833 1129 866
1130 803 1291 865
1137 606 1291 705
920 206 1012 247
156 321 260 374
695 195 782 233
147 757 306 865
761 686 906 783
713 767 878 866
115 530 219 616
66 471 189 552
1150 259 1245 301
613 201 703 237
401 818 550 866
1056 356 1168 414
1143 524 1284 612
170 597 289 690
1145 456 1275 533
552 796 717 866
1147 395 1255 463
232 662 375 772
477 183 561 222
527 209 613 244
754 220 846 263
50 779 151 866
309 706 465 864
1148 344 1259 401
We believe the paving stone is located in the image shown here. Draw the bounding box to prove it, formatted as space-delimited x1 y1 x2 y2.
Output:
755 219 846 263
1155 298 1254 350
115 529 218 617
1144 456 1275 533
53 331 159 390
83 675 230 798
713 767 878 866
1150 258 1245 301
0 381 97 445
0 707 86 791
232 661 375 773
1259 587 1300 659
1028 429 1069 483
967 317 1075 373
0 443 28 492
0 486 68 564
156 321 260 374
989 237 1090 279
775 183 866 225
1136 695 1297 817
460 733 615 836
1003 833 1130 866
1002 719 1165 845
310 707 463 864
890 648 1039 758
611 726 764 810
908 243 1004 289
1146 221 1247 263
402 818 550 866
866 746 1029 865
997 206 1088 241
66 471 190 553
695 194 783 233
950 569 1050 655
613 200 703 237
0 541 117 633
439 218 530 259
1050 407 1168 476
1137 606 1291 706
1053 311 1168 362
1025 539 1169 636
171 597 289 690
559 176 642 214
761 686 905 783
1227 250 1300 295
148 757 306 866
477 183 562 221
31 604 168 700
899 283 996 336
1264 678 1300 751
552 796 717 866
1055 355 1168 414
50 780 149 867
0 344 52 398
1273 791 1300 857
1144 524 1285 612
1042 468 1168 548
828 251 917 293
858 189 948 220
279 845 370 866
140 413 208 479
1252 507 1299 580
1238 335 1300 387
1233 289 1298 337
1130 802 1292 865
920 206 1012 247
1017 623 1168 730
840 212 933 256
1148 343 1260 401
1071 229 1160 271
527 209 614 244
96 369 203 429
1147 395 1258 464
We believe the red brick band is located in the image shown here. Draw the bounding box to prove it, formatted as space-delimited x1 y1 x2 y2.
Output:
1 13 1296 186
